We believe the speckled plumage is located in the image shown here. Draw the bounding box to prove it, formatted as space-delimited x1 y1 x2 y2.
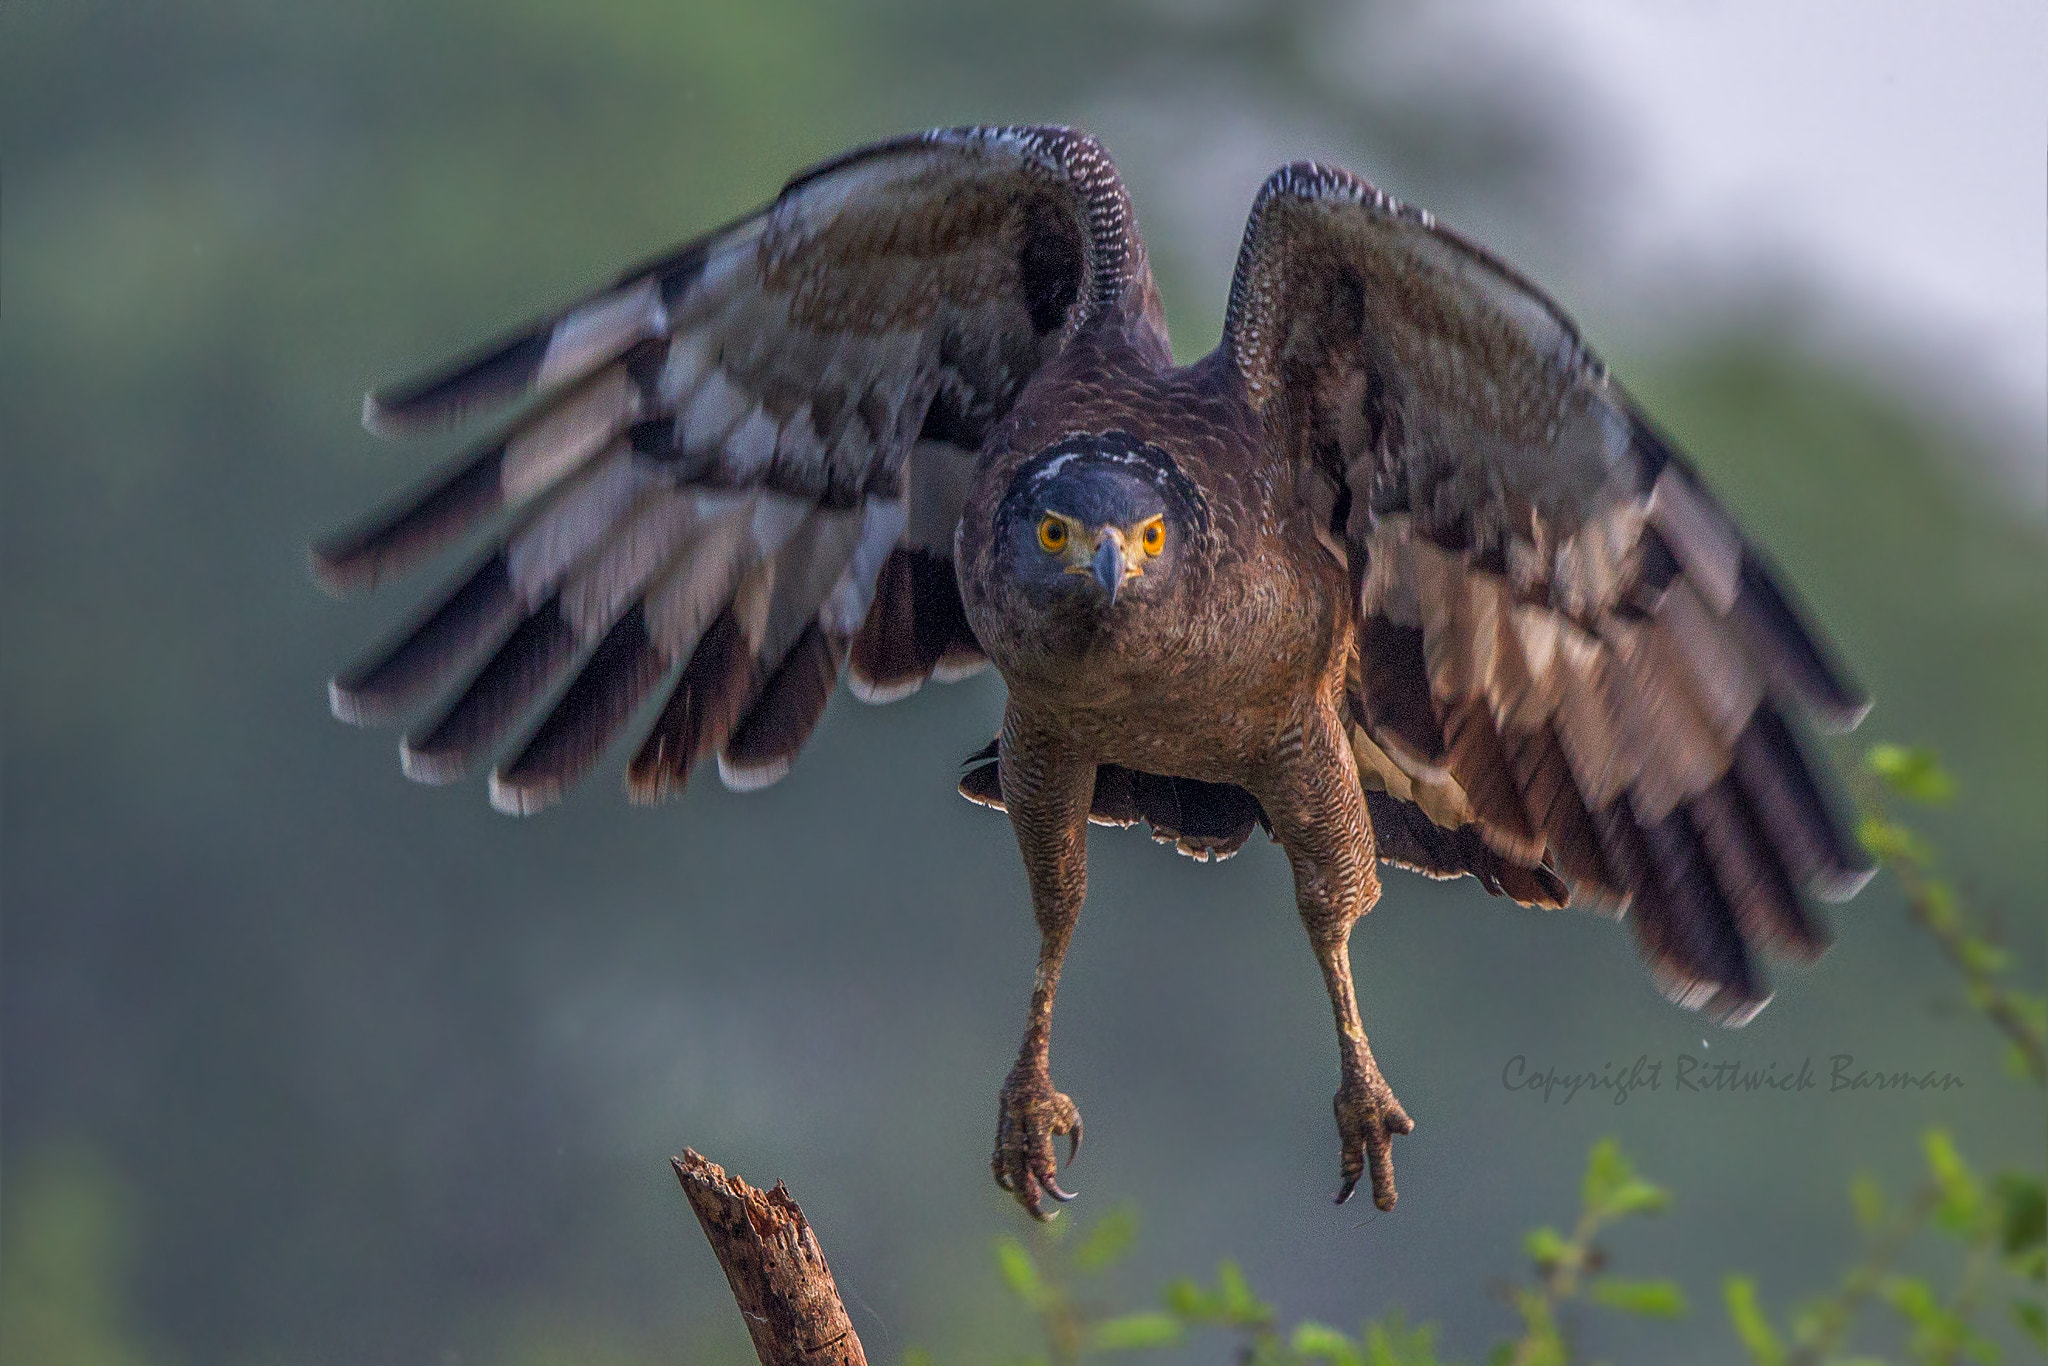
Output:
318 126 1871 1218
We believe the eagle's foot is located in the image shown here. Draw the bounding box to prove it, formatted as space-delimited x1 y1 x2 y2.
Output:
992 1060 1083 1221
1332 1065 1413 1211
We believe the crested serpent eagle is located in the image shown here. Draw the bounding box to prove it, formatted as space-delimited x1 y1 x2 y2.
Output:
316 126 1873 1218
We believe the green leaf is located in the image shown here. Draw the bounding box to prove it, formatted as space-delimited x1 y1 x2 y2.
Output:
1922 1130 1985 1234
1086 1312 1183 1352
1604 1178 1672 1217
1164 1277 1217 1321
1857 815 1931 865
1215 1260 1271 1325
1073 1204 1139 1272
1589 1276 1689 1318
1361 1315 1444 1366
1503 1286 1565 1366
1723 1275 1786 1366
1881 1274 1940 1323
1956 935 2012 976
1995 1172 2046 1261
1523 1225 1570 1271
1866 743 1956 804
1921 1129 1972 1189
995 1238 1045 1309
1881 1274 1992 1363
1290 1321 1364 1364
1581 1137 1633 1213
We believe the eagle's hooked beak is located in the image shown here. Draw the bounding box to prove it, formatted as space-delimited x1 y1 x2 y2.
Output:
1091 533 1126 606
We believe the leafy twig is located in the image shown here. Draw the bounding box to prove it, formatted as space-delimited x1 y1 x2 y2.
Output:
1501 1138 1685 1366
1860 744 2047 1087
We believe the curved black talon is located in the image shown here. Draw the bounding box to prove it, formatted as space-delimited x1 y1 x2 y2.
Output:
1065 1121 1083 1167
1045 1177 1079 1203
1334 1174 1360 1205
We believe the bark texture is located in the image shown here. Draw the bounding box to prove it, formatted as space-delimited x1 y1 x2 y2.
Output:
672 1149 867 1366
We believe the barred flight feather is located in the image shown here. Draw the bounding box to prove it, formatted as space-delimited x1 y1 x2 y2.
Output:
1233 159 1871 1021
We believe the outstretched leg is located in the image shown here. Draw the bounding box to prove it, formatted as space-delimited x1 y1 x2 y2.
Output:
991 709 1095 1220
1261 707 1414 1210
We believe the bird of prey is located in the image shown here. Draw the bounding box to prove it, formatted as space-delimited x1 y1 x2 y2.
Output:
316 125 1872 1218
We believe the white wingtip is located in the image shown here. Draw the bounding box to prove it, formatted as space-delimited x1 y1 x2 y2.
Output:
1815 862 1878 903
847 671 923 706
487 769 555 817
1816 695 1875 734
398 736 466 786
361 390 399 437
329 678 370 726
1717 993 1774 1029
716 751 791 793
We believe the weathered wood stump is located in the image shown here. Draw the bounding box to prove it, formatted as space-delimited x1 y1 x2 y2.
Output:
671 1149 867 1366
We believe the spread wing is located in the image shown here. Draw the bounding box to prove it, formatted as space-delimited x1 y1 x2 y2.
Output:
316 125 1142 813
1224 162 1874 1023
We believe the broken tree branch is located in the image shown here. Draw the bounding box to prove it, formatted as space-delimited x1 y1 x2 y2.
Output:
671 1148 868 1366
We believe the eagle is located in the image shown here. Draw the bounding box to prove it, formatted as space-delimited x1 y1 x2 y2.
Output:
316 125 1873 1219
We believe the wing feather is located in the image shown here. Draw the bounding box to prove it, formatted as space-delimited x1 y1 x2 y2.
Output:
320 125 1144 811
1226 160 1871 1020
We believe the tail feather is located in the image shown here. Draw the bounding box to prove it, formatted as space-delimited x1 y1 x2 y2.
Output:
1082 763 1142 825
1125 772 1267 861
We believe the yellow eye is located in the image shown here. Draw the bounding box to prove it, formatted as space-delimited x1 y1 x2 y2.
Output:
1140 517 1165 554
1037 515 1068 553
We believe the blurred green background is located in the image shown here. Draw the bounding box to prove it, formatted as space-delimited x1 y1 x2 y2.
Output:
3 2 2041 1363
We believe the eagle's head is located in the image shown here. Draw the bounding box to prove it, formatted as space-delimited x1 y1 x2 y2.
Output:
991 430 1207 628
